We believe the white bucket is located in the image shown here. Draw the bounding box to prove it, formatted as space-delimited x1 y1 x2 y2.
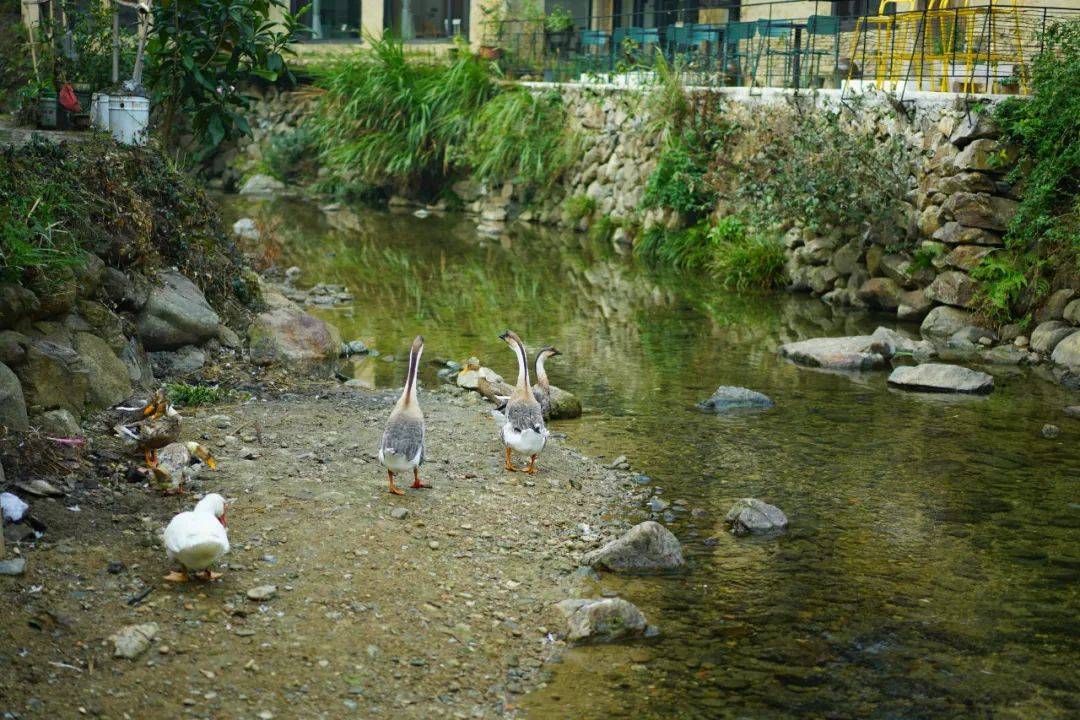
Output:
90 92 110 130
109 94 150 145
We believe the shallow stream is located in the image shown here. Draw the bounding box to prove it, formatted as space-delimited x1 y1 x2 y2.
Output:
227 199 1079 719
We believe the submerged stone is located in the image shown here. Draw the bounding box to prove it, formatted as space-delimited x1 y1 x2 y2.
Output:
724 498 788 536
887 363 994 394
582 521 684 572
697 386 774 413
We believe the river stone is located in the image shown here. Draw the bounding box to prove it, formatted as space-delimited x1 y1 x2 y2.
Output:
924 271 977 308
101 267 148 310
556 598 648 643
932 222 1003 247
1029 321 1076 355
0 557 26 576
0 283 40 330
0 362 28 431
77 300 127 353
887 363 994 394
111 622 159 659
698 386 774 413
953 139 1017 173
247 584 278 601
831 240 862 276
943 193 1018 232
26 268 77 318
239 174 285 195
16 339 89 417
725 498 788 536
897 289 932 321
1064 406 1080 419
949 112 999 147
248 304 341 372
1050 330 1080 373
73 253 106 299
150 345 207 377
879 254 915 287
943 245 994 272
232 218 260 241
920 306 982 339
547 385 582 420
778 335 886 370
38 409 81 437
981 345 1030 365
1035 289 1075 323
1064 300 1080 326
137 271 221 351
72 332 131 408
856 277 903 310
581 521 684 572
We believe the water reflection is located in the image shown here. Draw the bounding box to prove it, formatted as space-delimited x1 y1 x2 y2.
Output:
224 198 1080 719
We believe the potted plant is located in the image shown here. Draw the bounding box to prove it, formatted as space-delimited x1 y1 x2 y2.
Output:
545 6 574 53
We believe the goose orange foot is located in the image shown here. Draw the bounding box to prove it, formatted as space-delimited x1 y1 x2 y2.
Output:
387 470 405 496
410 467 431 489
163 570 189 582
504 446 519 472
524 454 538 475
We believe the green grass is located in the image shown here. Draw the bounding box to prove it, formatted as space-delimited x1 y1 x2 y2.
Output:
563 194 596 221
587 214 618 244
165 382 232 406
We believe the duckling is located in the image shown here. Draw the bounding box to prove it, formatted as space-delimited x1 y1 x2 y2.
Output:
496 330 548 474
151 442 218 494
163 493 229 582
115 403 182 468
378 335 428 496
532 346 561 418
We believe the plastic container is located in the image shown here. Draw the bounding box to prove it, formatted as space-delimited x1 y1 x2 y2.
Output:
108 94 150 145
91 92 110 130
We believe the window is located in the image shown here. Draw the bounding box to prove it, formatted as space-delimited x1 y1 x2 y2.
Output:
292 0 362 40
385 0 468 40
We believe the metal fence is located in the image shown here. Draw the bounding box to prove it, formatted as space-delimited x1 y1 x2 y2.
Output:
485 0 1080 96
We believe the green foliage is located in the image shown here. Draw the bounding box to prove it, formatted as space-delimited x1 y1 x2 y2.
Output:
311 38 495 194
983 19 1080 322
263 126 320 182
563 194 595 221
544 6 574 33
588 214 617 243
0 1 32 112
635 223 712 269
912 243 943 270
146 0 301 150
56 3 136 88
465 89 577 188
643 140 713 216
707 217 787 291
166 382 232 405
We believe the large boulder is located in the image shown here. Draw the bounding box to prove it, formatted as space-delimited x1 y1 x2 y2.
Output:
777 330 921 371
943 245 994 272
582 521 684 572
15 339 89 416
121 337 156 390
924 271 977 308
239 174 285 195
1050 330 1080 373
72 332 131 408
698 386 774 413
932 222 1003 247
943 193 1018 232
0 362 28 431
556 598 648 643
897 289 932 321
1029 321 1076 355
0 283 41 329
1034 289 1075 323
547 385 582 420
949 112 999 147
887 363 994 394
248 302 341 371
856 277 904 311
136 271 221 351
724 498 788 536
920 306 982 339
953 139 1017 173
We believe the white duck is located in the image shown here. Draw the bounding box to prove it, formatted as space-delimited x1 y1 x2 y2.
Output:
496 330 548 474
162 493 229 582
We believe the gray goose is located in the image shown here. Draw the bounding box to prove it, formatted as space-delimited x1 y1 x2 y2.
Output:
378 335 428 495
496 330 548 474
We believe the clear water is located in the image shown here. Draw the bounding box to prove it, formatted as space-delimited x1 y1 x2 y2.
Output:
226 199 1080 719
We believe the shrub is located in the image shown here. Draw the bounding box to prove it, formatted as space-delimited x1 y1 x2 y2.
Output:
588 214 617 243
465 89 577 188
981 19 1080 322
642 140 713 216
563 194 596 221
707 217 787 290
263 126 320 182
634 223 712 269
166 382 232 406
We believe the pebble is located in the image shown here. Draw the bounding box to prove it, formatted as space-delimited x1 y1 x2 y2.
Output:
428 540 440 550
208 415 232 429
0 558 27 576
17 479 64 497
1041 424 1060 439
246 585 278 602
607 455 628 470
107 560 125 574
648 497 670 512
390 507 409 520
110 622 159 659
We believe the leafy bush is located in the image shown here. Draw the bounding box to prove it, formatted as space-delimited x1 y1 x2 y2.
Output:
311 38 495 195
166 382 232 406
642 140 713 215
707 217 787 290
545 6 574 33
465 89 577 188
981 19 1080 322
563 194 595 221
634 223 712 269
264 126 320 182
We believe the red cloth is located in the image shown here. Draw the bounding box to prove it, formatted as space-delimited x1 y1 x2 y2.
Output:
59 83 82 113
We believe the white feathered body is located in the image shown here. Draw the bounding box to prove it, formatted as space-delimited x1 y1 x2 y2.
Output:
501 421 548 455
164 510 229 571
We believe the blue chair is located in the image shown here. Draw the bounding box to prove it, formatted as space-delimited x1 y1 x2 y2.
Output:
723 21 757 85
802 15 842 86
754 18 797 86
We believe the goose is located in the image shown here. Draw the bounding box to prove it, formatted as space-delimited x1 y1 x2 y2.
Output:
532 346 561 418
378 335 428 496
163 493 229 582
115 403 182 467
496 330 548 474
